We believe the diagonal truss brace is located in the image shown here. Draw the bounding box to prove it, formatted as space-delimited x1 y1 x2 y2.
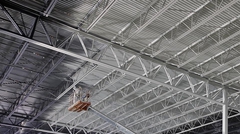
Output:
43 0 58 17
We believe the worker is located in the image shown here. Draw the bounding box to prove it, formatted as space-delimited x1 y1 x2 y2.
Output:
81 91 90 102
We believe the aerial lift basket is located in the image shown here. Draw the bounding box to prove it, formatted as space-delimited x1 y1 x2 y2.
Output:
68 86 91 112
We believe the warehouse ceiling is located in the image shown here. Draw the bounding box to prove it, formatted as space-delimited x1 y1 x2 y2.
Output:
0 0 240 134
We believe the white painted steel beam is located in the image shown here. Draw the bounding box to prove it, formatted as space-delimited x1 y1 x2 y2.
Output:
0 28 224 106
223 88 228 134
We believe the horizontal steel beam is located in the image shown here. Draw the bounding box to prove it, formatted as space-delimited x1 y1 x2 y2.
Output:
0 28 224 106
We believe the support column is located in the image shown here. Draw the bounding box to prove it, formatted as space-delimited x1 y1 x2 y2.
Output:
222 88 228 134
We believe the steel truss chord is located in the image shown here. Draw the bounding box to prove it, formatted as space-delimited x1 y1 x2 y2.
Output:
141 0 239 57
112 0 177 45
